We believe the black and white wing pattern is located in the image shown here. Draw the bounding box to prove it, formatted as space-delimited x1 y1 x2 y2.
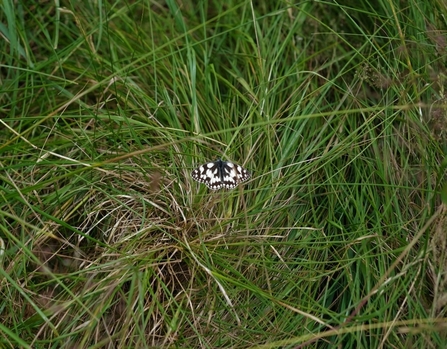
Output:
191 159 250 190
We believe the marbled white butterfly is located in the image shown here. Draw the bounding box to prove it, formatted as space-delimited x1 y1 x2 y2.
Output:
191 159 250 190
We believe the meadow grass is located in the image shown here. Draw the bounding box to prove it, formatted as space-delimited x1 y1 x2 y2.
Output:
1 0 447 348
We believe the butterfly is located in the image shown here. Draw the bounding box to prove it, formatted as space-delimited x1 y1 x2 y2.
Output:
191 159 251 190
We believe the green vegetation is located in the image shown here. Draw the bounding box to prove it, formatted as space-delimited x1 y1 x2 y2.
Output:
1 0 446 347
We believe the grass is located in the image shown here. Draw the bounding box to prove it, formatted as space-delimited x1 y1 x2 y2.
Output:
1 0 447 348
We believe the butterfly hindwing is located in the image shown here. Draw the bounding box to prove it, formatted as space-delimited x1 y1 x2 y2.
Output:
191 159 250 190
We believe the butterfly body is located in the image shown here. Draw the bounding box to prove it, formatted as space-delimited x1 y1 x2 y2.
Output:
191 159 250 190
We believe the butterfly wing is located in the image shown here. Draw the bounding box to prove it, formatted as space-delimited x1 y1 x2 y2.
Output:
220 162 251 189
191 161 224 190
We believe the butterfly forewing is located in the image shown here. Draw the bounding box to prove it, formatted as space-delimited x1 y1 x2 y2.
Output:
191 159 250 190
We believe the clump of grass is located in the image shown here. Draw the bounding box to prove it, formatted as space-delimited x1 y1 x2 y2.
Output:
1 0 447 348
